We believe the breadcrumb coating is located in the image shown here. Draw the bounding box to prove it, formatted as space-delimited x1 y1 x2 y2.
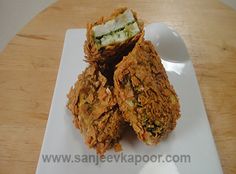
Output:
114 40 180 145
67 65 125 155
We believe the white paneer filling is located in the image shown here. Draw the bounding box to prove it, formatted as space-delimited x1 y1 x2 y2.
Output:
99 22 140 47
92 9 140 48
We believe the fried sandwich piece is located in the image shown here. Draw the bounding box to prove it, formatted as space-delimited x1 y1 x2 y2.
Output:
114 40 180 145
84 7 144 65
67 65 124 155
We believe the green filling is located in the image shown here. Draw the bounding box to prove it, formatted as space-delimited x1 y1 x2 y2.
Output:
94 21 140 48
142 117 163 137
95 21 135 40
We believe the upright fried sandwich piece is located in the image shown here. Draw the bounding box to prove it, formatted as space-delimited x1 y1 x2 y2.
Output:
114 40 180 145
67 65 124 155
84 8 144 66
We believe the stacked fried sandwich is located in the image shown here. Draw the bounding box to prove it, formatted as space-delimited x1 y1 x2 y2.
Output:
67 8 180 155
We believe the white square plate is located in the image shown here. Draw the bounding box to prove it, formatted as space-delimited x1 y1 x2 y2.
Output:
36 23 223 174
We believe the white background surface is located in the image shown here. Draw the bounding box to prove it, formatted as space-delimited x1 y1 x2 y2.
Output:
220 0 236 10
0 0 56 52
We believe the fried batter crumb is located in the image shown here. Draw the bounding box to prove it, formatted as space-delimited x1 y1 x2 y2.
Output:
114 143 123 152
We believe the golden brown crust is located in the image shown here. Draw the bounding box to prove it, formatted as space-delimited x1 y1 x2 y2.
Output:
84 7 144 64
114 143 123 152
67 65 125 155
68 7 181 154
114 40 180 145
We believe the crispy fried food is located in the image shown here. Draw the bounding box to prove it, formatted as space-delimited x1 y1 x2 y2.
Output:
84 7 144 65
67 7 181 154
67 65 125 155
114 40 180 145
